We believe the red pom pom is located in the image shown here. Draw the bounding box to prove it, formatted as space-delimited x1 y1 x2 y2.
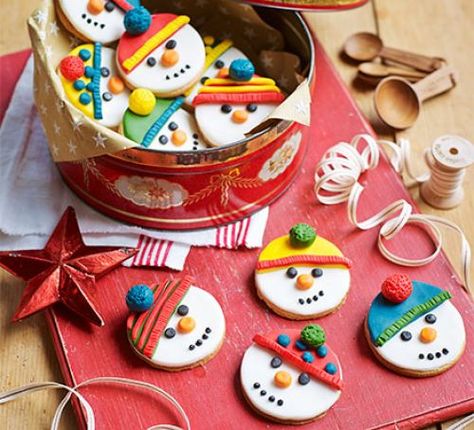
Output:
381 274 413 303
59 56 85 81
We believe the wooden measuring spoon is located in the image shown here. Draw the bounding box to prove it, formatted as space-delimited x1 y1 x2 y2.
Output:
344 32 445 72
359 62 426 79
357 72 419 87
374 66 458 129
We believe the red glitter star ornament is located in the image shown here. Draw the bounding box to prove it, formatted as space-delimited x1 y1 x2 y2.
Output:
0 207 137 326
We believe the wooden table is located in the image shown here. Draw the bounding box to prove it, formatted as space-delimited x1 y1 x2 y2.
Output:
1 1 472 428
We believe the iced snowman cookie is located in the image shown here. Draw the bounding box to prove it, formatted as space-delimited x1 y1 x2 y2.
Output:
193 59 285 147
126 277 225 370
58 43 130 128
240 324 343 424
184 37 249 106
117 13 206 97
255 224 352 320
366 274 466 377
55 0 141 44
121 89 207 151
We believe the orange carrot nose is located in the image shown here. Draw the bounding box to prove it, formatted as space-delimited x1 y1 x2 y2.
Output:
419 327 437 343
87 0 105 15
161 49 180 67
177 316 195 333
274 370 292 388
296 274 313 290
171 130 187 146
231 110 248 124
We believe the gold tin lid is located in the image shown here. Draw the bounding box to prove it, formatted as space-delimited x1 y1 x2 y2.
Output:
232 0 369 11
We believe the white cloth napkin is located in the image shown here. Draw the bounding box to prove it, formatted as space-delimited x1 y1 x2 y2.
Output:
0 57 269 270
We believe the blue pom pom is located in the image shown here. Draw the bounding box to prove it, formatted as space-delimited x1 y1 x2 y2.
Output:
84 66 95 78
79 93 92 105
229 59 255 82
324 362 337 375
301 351 314 363
276 334 291 347
86 82 95 92
295 339 308 351
316 345 328 358
79 49 91 61
73 80 86 91
124 7 151 35
126 284 154 312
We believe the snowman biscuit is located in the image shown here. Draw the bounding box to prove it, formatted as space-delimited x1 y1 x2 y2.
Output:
117 13 206 97
240 324 343 424
366 274 466 377
55 0 140 44
121 89 207 151
255 224 352 320
184 37 249 106
193 59 285 147
126 277 225 371
58 43 130 128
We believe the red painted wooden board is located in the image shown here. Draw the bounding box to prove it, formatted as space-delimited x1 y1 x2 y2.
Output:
2 42 473 430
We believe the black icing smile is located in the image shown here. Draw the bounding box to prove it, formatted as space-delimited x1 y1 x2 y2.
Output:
165 64 191 81
251 382 284 407
81 13 106 30
418 348 449 360
188 327 212 351
297 290 324 306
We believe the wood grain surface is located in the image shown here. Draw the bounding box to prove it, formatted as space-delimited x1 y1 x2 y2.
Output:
0 1 472 429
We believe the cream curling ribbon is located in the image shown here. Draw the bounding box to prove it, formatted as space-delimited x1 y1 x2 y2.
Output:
0 377 190 430
314 134 471 293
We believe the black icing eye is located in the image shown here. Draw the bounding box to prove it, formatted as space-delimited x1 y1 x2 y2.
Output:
425 313 437 324
102 92 112 102
164 328 176 339
177 304 189 316
100 67 110 77
311 268 323 278
165 39 177 50
298 373 310 385
159 135 168 145
168 121 178 131
200 76 209 85
400 331 412 341
270 356 282 368
215 60 225 69
286 267 297 279
105 1 115 12
147 57 157 67
246 103 257 113
221 104 232 114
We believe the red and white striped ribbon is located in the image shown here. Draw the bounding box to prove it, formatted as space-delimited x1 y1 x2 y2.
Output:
215 216 252 249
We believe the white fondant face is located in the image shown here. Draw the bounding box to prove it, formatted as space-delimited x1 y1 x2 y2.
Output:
59 0 128 44
255 266 350 317
377 301 466 372
241 344 341 422
98 47 130 127
195 102 276 147
185 47 249 104
151 286 225 368
147 109 207 152
124 26 205 95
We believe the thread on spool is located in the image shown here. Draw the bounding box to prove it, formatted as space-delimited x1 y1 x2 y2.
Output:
314 134 471 293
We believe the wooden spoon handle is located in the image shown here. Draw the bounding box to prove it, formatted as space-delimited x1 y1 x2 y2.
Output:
385 67 426 79
412 66 458 101
379 46 445 72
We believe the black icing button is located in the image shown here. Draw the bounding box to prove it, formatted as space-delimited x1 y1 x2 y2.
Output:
147 57 157 67
270 357 282 368
159 135 168 145
205 327 211 334
253 382 260 389
168 121 178 131
427 353 434 360
105 1 115 12
177 304 189 316
100 67 110 77
102 92 112 102
164 328 176 339
165 39 177 49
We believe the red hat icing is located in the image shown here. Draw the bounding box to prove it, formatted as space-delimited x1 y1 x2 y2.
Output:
118 14 190 74
253 328 343 390
127 276 192 358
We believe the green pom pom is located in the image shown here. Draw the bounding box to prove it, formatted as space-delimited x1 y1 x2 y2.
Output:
301 324 326 347
289 223 316 248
